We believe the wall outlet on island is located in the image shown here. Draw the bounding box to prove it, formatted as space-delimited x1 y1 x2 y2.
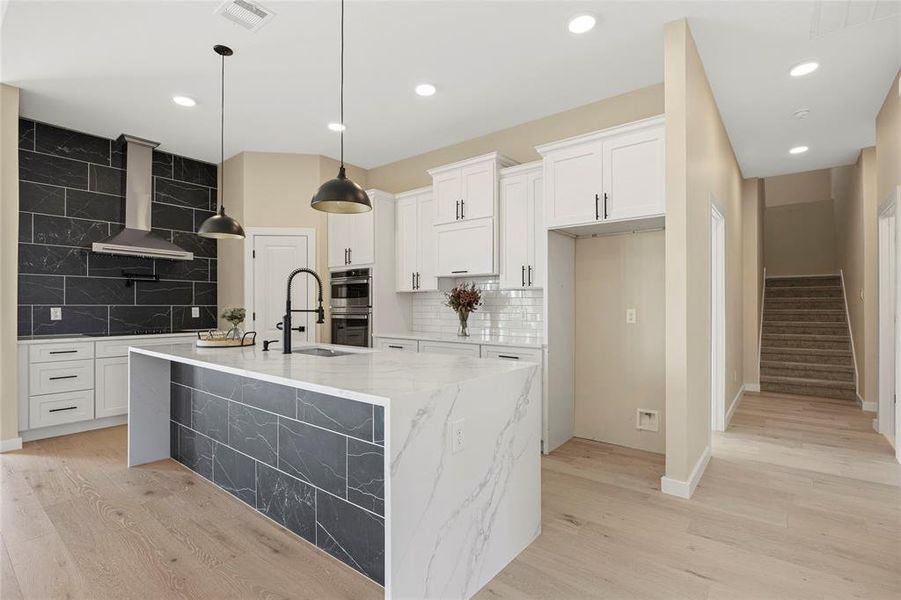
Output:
50 307 62 321
451 419 465 454
191 307 200 318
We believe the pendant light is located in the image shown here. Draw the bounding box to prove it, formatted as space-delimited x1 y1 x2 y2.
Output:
311 0 371 214
198 45 246 239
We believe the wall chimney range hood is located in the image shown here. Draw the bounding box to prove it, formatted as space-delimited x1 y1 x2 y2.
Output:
91 134 194 261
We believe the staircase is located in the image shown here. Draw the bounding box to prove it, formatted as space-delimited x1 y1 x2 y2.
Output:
760 275 857 401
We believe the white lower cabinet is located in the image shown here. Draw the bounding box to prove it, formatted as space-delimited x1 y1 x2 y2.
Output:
481 345 542 363
29 359 94 396
95 356 129 418
374 337 419 352
29 389 94 429
418 340 481 357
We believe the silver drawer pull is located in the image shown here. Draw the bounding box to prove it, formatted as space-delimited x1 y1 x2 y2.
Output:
48 375 78 381
49 350 78 355
387 345 403 349
49 406 78 413
498 354 520 360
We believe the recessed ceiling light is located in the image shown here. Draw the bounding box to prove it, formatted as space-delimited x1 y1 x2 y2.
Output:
415 83 436 97
172 95 196 107
328 122 346 132
789 145 809 155
568 14 596 34
790 61 819 77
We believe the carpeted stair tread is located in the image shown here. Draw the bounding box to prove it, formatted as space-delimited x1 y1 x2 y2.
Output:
762 333 850 343
760 363 855 382
760 360 854 373
766 286 844 298
760 374 856 390
765 276 842 287
759 347 852 357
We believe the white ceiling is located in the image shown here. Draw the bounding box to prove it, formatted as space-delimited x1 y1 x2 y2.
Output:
2 1 899 176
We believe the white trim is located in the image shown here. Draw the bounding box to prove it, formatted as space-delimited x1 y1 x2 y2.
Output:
660 445 711 499
839 269 861 397
20 415 127 443
757 267 766 389
857 392 878 412
710 200 726 433
725 384 745 428
536 115 664 156
745 383 761 393
0 437 23 453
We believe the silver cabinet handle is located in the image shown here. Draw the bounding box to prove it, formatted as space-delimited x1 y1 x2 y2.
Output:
498 354 520 360
49 406 78 413
451 270 468 274
388 345 403 349
49 375 78 381
49 350 78 355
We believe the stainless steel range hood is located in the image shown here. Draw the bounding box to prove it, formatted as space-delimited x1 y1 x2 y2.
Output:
92 134 194 261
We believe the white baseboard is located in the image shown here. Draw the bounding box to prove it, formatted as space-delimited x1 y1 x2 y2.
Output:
660 445 711 499
20 415 127 443
725 384 747 428
0 437 23 453
744 383 760 393
856 393 878 412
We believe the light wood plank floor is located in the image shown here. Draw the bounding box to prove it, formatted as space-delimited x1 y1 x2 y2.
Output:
2 392 899 599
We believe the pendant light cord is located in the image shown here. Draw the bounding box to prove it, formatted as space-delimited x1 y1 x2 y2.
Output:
339 0 345 171
220 51 226 211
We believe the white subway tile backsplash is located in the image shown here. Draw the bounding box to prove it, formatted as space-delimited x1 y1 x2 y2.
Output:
411 277 544 342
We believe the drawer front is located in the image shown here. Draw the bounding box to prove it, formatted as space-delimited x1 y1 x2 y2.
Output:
481 345 542 363
374 338 419 353
418 340 481 357
29 359 95 396
29 341 95 363
95 336 193 358
29 389 94 429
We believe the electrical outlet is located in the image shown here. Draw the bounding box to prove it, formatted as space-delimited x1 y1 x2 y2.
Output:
451 419 465 454
191 306 200 318
626 308 637 324
636 409 659 432
50 307 62 321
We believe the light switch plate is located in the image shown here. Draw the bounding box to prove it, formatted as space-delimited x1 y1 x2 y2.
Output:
626 308 637 324
50 307 62 321
191 307 200 318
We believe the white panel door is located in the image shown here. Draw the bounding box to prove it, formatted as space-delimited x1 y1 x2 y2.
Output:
602 125 665 221
500 175 530 289
460 161 495 220
543 141 603 228
528 170 545 289
416 193 438 291
432 169 463 225
435 218 494 277
95 356 128 418
395 197 418 292
253 234 313 344
348 210 375 266
328 214 351 268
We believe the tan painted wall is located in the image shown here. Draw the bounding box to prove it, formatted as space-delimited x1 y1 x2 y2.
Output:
741 178 765 387
574 231 665 454
0 84 19 443
833 149 878 405
764 168 832 207
664 20 744 483
876 70 900 203
367 84 664 193
764 199 837 277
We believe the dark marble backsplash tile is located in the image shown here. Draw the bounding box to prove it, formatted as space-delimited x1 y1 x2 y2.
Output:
152 202 194 232
66 189 125 223
136 280 193 306
191 389 229 444
171 382 192 426
35 122 110 165
88 164 125 196
297 389 375 442
33 214 109 249
18 216 32 243
66 276 135 305
175 423 213 480
152 151 174 178
242 379 296 419
172 305 217 332
20 149 88 189
155 258 209 282
108 305 170 334
278 418 347 497
155 178 210 210
18 119 35 150
20 182 65 215
316 492 385 585
172 231 216 259
347 439 385 515
174 156 217 188
86 253 153 278
373 406 384 445
18 274 64 305
32 305 108 336
194 282 217 306
213 442 257 506
256 462 316 543
17 306 31 337
228 402 278 467
19 244 87 276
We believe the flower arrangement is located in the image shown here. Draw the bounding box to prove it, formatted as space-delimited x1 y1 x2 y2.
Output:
444 283 482 337
221 307 246 339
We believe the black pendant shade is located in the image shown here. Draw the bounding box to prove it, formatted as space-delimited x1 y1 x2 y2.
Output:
311 166 371 213
199 44 246 240
311 0 371 214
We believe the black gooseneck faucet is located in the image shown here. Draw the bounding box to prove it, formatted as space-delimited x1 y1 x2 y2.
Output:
278 268 325 354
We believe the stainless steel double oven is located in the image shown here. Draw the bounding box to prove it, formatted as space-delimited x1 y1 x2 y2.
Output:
329 268 372 347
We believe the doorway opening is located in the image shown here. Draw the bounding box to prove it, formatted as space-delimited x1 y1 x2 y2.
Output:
878 186 901 461
711 201 726 432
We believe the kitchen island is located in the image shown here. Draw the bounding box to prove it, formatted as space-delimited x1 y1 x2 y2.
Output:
127 342 540 600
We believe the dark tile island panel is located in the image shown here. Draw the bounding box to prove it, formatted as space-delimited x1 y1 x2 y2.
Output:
169 363 385 585
17 119 220 336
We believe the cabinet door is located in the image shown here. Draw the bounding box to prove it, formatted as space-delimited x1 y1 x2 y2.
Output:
416 193 438 291
374 338 418 352
602 125 665 221
527 171 545 289
348 209 375 266
328 213 351 268
432 169 463 225
435 218 495 277
460 161 495 221
418 340 480 357
499 175 530 289
95 356 128 418
543 141 603 228
395 197 418 292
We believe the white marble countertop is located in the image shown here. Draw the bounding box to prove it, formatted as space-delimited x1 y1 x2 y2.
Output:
17 332 199 345
373 331 544 349
129 341 534 406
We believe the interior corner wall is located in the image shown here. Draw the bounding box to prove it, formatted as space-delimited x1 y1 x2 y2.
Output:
741 178 764 388
0 84 20 444
875 70 899 203
664 19 744 487
573 231 665 454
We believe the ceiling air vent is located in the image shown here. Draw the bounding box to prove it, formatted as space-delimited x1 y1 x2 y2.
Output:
215 0 275 32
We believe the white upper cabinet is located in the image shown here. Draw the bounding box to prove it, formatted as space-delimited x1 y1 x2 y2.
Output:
435 218 495 277
395 188 437 292
537 116 665 230
328 197 375 268
499 163 543 289
429 152 515 226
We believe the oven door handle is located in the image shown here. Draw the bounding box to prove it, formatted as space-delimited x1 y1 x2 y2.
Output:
331 277 370 285
330 314 371 320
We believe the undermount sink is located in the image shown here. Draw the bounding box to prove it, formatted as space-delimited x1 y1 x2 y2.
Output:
292 347 353 358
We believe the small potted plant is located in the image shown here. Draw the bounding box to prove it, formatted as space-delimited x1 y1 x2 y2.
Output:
221 307 246 340
445 283 482 337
